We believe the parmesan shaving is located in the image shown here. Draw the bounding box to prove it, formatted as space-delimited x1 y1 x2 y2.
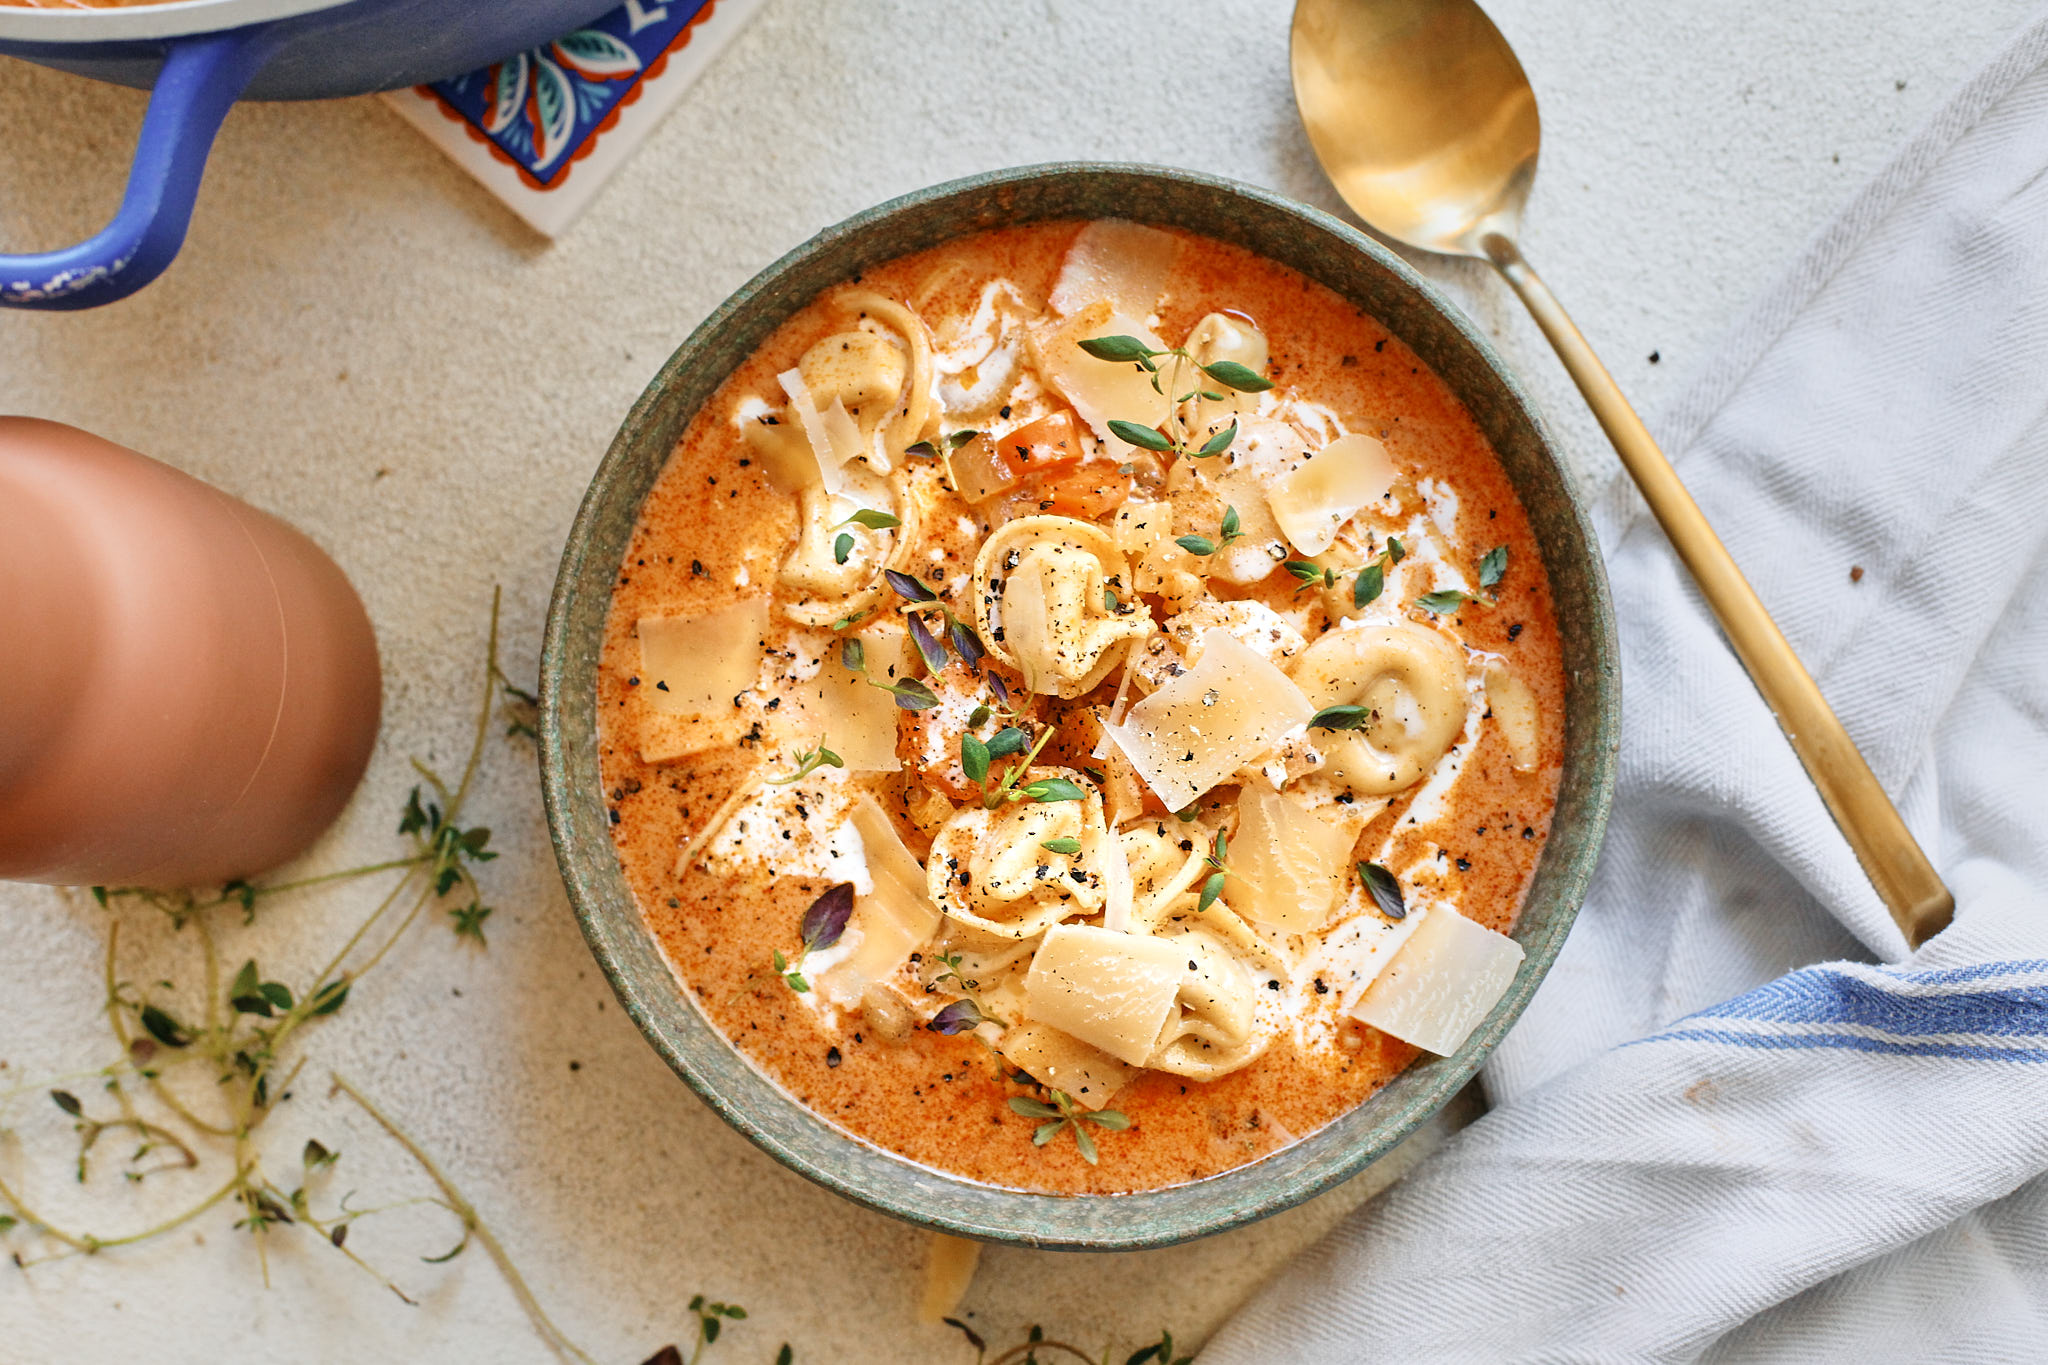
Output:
1224 787 1355 934
1024 923 1187 1067
1266 433 1397 556
1036 301 1171 444
777 368 886 505
917 1234 982 1325
820 795 943 1003
1048 219 1179 318
637 597 770 716
787 630 906 771
1105 630 1313 813
1351 907 1524 1055
999 1021 1135 1111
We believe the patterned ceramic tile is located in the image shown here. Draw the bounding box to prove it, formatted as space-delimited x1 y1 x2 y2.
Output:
383 0 766 237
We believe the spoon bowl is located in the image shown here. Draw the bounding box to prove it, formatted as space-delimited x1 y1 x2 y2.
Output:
1290 0 1954 946
1292 0 1538 255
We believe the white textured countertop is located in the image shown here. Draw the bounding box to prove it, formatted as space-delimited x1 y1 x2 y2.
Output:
0 2 2035 1360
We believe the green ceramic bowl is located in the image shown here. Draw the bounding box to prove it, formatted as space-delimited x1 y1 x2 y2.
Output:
541 163 1618 1251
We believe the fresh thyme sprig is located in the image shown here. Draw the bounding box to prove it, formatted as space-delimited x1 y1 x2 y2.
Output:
960 722 1079 809
1174 505 1244 558
840 635 940 711
1197 830 1231 912
1285 559 1337 595
923 950 1011 1036
903 428 981 463
0 591 617 1362
1008 1089 1131 1165
831 508 902 565
879 568 988 683
1414 544 1509 615
1081 332 1273 464
772 883 854 993
765 741 843 786
1351 535 1408 608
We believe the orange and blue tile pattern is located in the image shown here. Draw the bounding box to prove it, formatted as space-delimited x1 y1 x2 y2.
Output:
419 0 717 191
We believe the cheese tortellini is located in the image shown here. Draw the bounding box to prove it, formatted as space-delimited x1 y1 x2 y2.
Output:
926 768 1111 939
1145 924 1269 1080
973 515 1153 699
1289 620 1470 795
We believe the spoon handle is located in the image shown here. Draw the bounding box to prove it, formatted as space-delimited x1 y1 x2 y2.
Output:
1482 234 1952 948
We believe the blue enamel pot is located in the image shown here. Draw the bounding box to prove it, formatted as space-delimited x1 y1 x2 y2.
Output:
0 0 619 309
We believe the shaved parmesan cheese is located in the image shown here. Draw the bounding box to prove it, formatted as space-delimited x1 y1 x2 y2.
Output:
1224 787 1355 933
1210 470 1288 585
1048 220 1178 318
787 631 905 772
637 597 769 716
1484 660 1540 773
918 1235 982 1327
778 368 888 504
1037 301 1170 444
735 397 818 493
1025 923 1186 1067
820 796 942 1004
1098 823 1134 933
999 1021 1136 1111
1105 630 1313 813
1351 907 1524 1055
1266 433 1397 556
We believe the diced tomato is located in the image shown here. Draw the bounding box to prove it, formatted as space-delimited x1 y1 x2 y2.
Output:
951 410 1090 504
1038 461 1134 520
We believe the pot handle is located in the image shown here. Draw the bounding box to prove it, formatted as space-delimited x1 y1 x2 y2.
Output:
0 28 276 310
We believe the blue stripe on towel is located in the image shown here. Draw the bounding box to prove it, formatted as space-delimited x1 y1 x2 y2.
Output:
1632 960 2048 1061
1693 972 2048 1037
1650 1027 2048 1063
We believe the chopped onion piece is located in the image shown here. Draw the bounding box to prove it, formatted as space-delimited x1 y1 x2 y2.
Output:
1024 923 1186 1067
1266 433 1397 557
1105 631 1313 813
1224 787 1355 933
637 597 769 716
1351 907 1524 1055
1048 220 1179 318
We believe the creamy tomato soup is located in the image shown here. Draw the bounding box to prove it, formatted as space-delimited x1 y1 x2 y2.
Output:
599 221 1563 1194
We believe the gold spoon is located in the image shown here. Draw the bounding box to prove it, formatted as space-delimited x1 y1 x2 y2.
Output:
1290 0 1953 947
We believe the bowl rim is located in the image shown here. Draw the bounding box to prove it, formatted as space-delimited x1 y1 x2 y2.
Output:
541 161 1618 1250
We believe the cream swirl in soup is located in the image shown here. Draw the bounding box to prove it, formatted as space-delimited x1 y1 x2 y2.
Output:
598 221 1564 1194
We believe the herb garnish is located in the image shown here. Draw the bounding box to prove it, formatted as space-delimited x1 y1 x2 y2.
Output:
1082 332 1272 463
773 883 854 993
1413 545 1509 615
961 721 1075 809
1175 505 1245 558
1308 704 1373 732
765 742 843 785
1197 830 1231 912
1360 861 1407 919
1352 535 1408 608
1285 559 1336 594
1008 1090 1131 1165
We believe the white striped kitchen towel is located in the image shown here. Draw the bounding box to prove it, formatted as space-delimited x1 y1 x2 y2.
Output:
1203 8 2048 1362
